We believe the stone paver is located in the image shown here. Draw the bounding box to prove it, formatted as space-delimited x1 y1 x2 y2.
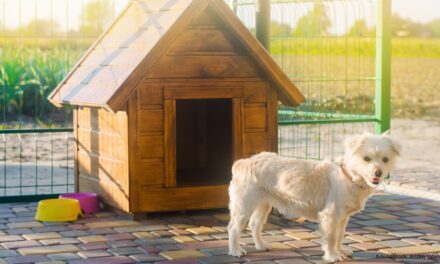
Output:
7 221 43 229
160 249 207 260
17 244 79 256
379 245 440 255
77 235 108 243
5 255 50 264
84 221 139 229
243 250 302 262
2 239 41 249
186 227 219 235
0 235 24 242
284 240 319 248
2 190 440 263
22 232 62 240
69 256 135 264
350 242 388 251
285 232 320 240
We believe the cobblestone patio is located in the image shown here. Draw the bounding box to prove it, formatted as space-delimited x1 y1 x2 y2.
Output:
2 192 440 263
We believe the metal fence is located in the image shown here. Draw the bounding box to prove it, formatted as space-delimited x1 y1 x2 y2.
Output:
0 0 126 201
0 0 390 201
231 0 390 160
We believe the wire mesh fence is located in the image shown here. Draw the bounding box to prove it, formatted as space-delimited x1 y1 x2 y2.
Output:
0 0 388 199
0 0 126 198
230 0 381 160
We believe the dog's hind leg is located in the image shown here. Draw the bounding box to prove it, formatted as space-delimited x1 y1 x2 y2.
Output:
249 203 272 251
228 187 260 258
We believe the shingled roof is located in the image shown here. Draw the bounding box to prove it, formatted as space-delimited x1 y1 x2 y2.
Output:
49 0 304 111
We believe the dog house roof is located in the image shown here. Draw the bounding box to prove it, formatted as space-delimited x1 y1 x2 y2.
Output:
48 0 305 112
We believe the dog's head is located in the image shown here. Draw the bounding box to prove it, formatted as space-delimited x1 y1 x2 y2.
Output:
343 132 401 188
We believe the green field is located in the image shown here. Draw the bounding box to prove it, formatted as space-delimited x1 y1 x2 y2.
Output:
270 37 440 58
0 37 439 126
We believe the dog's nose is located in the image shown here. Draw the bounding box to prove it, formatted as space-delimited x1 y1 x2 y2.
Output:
375 170 383 177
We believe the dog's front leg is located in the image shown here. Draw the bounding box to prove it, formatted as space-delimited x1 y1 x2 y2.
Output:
336 215 353 259
320 215 345 263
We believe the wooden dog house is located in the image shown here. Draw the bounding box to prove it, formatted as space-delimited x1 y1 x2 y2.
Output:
49 0 304 213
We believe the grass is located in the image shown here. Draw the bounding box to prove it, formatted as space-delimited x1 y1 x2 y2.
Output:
0 37 439 129
0 46 84 127
271 37 440 58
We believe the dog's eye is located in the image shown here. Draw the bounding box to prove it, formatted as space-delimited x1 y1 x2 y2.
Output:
363 156 371 162
383 157 389 163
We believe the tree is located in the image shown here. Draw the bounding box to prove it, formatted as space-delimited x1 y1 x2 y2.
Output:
271 21 293 37
293 3 331 37
21 19 60 36
428 19 440 38
346 20 374 37
79 0 113 36
391 14 431 37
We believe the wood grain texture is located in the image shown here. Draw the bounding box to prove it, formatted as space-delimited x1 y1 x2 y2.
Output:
51 0 304 112
107 0 209 110
232 98 244 161
244 106 266 130
164 86 243 100
149 55 259 79
138 185 229 212
139 109 163 135
138 85 163 106
138 160 165 185
76 106 129 211
169 29 235 54
79 174 129 212
138 135 164 159
73 108 79 192
243 132 267 155
267 83 279 153
244 82 267 103
128 91 139 211
164 100 176 188
208 0 305 107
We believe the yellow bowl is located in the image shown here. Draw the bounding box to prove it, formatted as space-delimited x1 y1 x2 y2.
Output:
35 198 82 222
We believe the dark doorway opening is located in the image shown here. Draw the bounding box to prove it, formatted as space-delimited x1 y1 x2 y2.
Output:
176 99 232 187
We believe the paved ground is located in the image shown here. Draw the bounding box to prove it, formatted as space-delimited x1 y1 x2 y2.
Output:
1 118 440 263
2 192 440 263
382 119 440 200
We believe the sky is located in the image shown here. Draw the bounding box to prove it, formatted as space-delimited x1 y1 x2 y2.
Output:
0 0 439 32
392 0 440 23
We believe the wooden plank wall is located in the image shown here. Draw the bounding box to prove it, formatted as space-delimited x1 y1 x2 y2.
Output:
76 106 129 211
149 7 260 80
125 6 278 212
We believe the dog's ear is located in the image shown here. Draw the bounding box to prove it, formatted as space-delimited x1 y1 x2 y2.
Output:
345 134 366 154
384 135 402 156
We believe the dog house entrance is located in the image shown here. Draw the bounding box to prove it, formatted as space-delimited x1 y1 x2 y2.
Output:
176 99 232 187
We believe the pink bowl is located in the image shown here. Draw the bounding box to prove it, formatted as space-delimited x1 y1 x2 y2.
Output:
59 193 100 214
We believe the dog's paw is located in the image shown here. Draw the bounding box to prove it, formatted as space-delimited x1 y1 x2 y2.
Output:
228 247 247 258
323 252 344 263
255 241 272 251
339 246 353 258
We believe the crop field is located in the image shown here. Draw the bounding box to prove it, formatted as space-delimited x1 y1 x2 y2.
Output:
0 37 439 127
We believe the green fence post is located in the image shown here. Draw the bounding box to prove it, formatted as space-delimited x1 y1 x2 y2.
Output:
375 0 391 134
256 0 270 50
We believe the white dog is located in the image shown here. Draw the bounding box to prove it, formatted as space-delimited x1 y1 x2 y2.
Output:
227 132 400 262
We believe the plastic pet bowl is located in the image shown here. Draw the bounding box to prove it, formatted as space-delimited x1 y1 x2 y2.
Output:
60 192 100 214
35 198 82 222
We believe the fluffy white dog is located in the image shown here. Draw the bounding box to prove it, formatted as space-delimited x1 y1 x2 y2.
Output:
227 132 400 262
